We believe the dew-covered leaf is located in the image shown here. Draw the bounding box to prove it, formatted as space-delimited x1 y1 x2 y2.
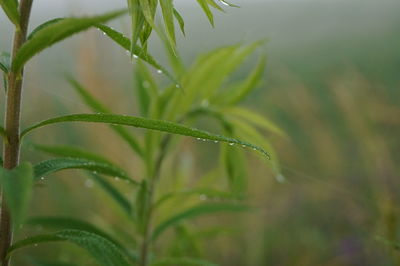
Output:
96 24 178 85
152 203 251 241
33 158 135 184
0 162 34 230
12 9 127 72
8 230 130 266
22 113 270 158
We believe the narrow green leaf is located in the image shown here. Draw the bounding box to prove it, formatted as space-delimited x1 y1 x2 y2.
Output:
8 230 130 266
12 9 127 72
223 107 286 137
223 145 247 196
96 25 178 86
173 8 185 36
28 217 124 249
152 203 250 241
27 18 65 40
0 162 34 229
88 173 133 214
68 78 143 157
196 0 214 26
206 0 224 11
22 114 270 158
0 0 20 27
138 0 156 27
160 0 176 49
152 257 218 266
127 0 145 47
33 158 135 184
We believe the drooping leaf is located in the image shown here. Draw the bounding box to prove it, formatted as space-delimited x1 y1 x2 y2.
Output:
28 217 138 262
28 217 119 244
88 172 133 215
68 78 143 157
12 9 127 72
33 158 135 184
22 113 270 158
173 8 185 36
0 162 34 229
152 257 218 266
96 24 178 85
222 107 286 137
0 0 20 27
152 203 251 241
223 145 247 196
196 0 214 26
8 230 131 266
160 0 176 51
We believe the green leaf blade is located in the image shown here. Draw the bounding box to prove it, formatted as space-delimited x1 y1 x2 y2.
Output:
0 163 34 230
22 114 270 159
33 158 135 184
0 0 20 27
9 230 131 266
12 9 127 72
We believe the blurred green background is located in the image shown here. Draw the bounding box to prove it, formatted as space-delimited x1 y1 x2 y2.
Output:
1 0 400 265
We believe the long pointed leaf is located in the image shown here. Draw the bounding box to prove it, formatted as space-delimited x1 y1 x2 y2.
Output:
22 114 270 158
152 203 250 241
96 24 178 86
12 9 127 72
8 230 130 266
0 0 20 27
33 158 136 184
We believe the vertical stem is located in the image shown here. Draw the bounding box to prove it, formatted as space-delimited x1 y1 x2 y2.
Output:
1 0 33 265
139 136 171 266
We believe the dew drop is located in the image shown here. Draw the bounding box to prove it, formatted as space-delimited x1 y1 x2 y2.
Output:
175 84 180 88
214 140 219 143
275 174 286 184
229 143 235 146
196 138 201 140
199 194 207 201
114 177 120 181
133 54 138 59
242 145 246 148
85 179 94 188
40 177 44 180
157 69 163 74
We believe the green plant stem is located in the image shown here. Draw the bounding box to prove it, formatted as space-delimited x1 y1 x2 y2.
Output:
1 0 33 265
139 136 171 266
